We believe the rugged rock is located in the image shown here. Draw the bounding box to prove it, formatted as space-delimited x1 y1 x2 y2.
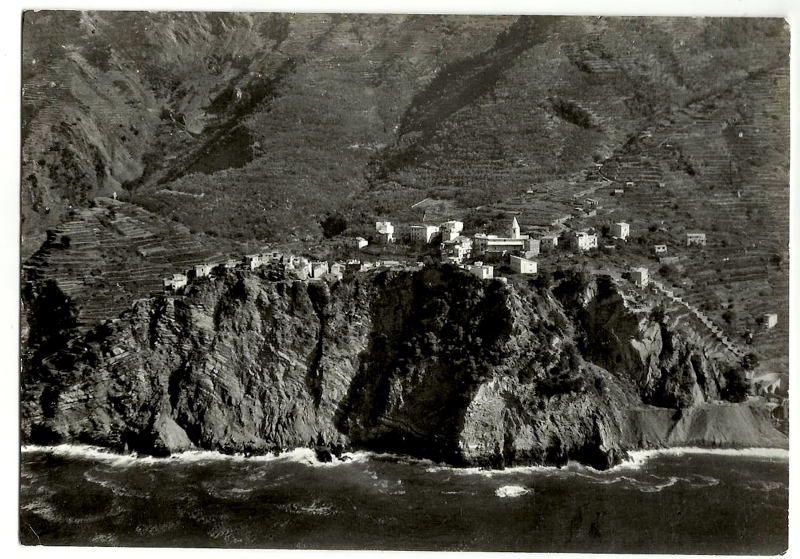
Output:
20 265 786 467
574 275 724 409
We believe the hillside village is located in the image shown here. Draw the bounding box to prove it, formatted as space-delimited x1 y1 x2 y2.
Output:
154 177 786 423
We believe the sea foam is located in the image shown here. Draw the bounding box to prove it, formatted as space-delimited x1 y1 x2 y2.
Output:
21 444 372 468
495 485 530 498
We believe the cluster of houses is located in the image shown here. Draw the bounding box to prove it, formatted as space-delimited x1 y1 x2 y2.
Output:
166 214 710 294
163 250 420 292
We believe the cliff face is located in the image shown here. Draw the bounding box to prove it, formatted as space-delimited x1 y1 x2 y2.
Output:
574 276 723 409
20 267 785 467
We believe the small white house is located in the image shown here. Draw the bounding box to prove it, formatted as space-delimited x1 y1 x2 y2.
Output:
245 254 268 270
375 222 395 244
469 264 494 280
510 255 537 275
573 231 598 251
193 263 214 278
764 313 778 329
164 273 188 291
612 222 630 240
654 244 668 255
687 232 707 247
348 237 368 250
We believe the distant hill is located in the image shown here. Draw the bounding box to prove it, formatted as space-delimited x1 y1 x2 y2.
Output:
22 14 788 253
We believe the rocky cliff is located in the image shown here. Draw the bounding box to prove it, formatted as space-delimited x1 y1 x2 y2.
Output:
20 266 786 468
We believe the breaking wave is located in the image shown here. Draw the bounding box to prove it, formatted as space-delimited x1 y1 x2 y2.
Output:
21 444 374 468
495 485 531 498
620 447 789 471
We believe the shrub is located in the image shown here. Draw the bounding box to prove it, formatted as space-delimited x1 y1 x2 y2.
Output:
721 367 749 403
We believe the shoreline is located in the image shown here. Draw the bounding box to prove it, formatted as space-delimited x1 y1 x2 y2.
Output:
20 442 790 471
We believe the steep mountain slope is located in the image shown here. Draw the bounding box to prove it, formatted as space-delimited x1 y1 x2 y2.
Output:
22 14 788 253
21 12 513 255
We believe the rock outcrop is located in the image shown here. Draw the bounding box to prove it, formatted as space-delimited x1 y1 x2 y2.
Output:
20 265 786 468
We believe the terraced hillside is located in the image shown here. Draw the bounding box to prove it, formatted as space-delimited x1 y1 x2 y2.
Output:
21 12 514 256
22 198 225 331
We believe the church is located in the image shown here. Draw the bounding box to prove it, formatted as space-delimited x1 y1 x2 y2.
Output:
473 217 540 259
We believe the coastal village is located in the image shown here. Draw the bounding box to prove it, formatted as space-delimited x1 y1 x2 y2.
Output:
158 189 785 421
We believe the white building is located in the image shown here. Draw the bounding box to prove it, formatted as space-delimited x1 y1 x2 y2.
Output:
375 221 395 244
612 222 630 240
193 263 214 278
245 253 268 270
442 236 472 263
686 232 707 247
439 221 464 242
654 244 667 255
469 264 494 280
327 263 346 281
764 313 778 329
630 267 649 287
311 261 329 279
348 237 368 250
164 273 188 291
473 217 538 258
410 225 440 244
287 256 311 279
510 255 537 275
572 231 598 251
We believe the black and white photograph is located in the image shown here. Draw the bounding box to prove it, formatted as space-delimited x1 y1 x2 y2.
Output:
16 6 791 553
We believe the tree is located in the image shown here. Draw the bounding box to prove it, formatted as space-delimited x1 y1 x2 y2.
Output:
722 309 736 324
320 213 348 238
741 352 760 371
721 367 749 403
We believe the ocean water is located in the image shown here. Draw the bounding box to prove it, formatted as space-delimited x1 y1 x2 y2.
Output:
19 445 788 553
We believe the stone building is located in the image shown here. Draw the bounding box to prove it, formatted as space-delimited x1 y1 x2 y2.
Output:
245 253 268 270
439 221 464 242
348 236 368 250
442 236 473 263
540 235 558 252
410 225 440 244
193 263 214 278
630 267 649 287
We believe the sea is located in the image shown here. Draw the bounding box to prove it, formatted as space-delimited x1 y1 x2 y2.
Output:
19 444 788 553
